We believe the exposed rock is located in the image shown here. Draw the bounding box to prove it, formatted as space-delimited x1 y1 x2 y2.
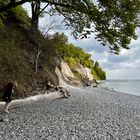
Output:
55 67 69 86
55 60 95 87
60 60 75 79
74 64 87 77
69 79 82 86
55 66 82 87
83 67 94 81
74 64 94 81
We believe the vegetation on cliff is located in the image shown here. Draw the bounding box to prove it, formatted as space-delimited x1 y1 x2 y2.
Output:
0 6 59 99
54 33 106 80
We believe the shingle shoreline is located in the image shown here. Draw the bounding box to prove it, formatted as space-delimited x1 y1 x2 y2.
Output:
0 86 140 140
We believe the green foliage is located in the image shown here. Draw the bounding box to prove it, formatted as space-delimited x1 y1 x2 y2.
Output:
0 0 9 6
91 69 100 80
10 6 28 22
64 58 82 79
0 1 28 25
52 32 68 45
0 23 59 98
51 0 140 54
0 33 31 84
94 61 106 80
0 1 7 28
0 17 4 27
54 33 106 80
54 33 94 68
64 57 77 68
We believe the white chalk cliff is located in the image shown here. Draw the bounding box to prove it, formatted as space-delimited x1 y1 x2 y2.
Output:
55 60 94 85
60 61 75 79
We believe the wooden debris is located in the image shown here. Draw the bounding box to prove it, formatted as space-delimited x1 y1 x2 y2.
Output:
36 81 70 98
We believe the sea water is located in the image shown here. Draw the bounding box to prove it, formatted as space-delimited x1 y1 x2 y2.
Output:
100 80 140 96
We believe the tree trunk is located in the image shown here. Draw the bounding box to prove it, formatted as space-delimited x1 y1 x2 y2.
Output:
31 1 40 31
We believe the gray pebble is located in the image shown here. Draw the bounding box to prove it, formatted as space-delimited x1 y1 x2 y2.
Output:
0 86 140 140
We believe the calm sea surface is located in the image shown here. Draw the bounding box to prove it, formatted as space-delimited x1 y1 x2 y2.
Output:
100 80 140 96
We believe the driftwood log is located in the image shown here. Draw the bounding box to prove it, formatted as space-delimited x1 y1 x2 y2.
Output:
81 78 98 88
34 81 70 98
81 78 92 87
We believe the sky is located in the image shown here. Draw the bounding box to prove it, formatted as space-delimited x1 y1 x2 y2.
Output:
23 3 140 80
69 31 140 80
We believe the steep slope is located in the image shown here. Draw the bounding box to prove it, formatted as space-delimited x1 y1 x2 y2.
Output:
0 8 59 99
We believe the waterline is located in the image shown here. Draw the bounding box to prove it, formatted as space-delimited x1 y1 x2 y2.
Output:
100 80 140 96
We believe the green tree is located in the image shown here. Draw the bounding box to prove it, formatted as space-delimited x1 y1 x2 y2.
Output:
0 0 140 53
93 61 106 80
53 32 68 45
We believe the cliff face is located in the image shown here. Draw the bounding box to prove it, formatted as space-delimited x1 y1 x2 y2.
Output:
83 67 94 81
56 60 94 85
74 64 94 81
60 61 75 79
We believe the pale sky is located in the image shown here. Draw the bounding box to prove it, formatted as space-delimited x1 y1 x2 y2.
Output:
23 3 140 80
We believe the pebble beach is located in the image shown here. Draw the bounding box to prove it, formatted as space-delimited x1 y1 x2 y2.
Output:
0 85 140 140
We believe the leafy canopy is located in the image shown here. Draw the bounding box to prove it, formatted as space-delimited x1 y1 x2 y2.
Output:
0 0 140 54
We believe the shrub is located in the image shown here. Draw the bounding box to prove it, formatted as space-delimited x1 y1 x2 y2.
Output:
10 6 28 22
64 57 77 68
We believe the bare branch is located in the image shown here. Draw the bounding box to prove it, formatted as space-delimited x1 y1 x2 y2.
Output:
37 3 49 16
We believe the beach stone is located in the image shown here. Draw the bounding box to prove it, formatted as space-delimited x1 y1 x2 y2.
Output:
0 86 140 139
0 111 9 122
0 117 9 122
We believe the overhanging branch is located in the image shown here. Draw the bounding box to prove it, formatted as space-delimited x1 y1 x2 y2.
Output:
0 0 32 12
0 0 75 13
